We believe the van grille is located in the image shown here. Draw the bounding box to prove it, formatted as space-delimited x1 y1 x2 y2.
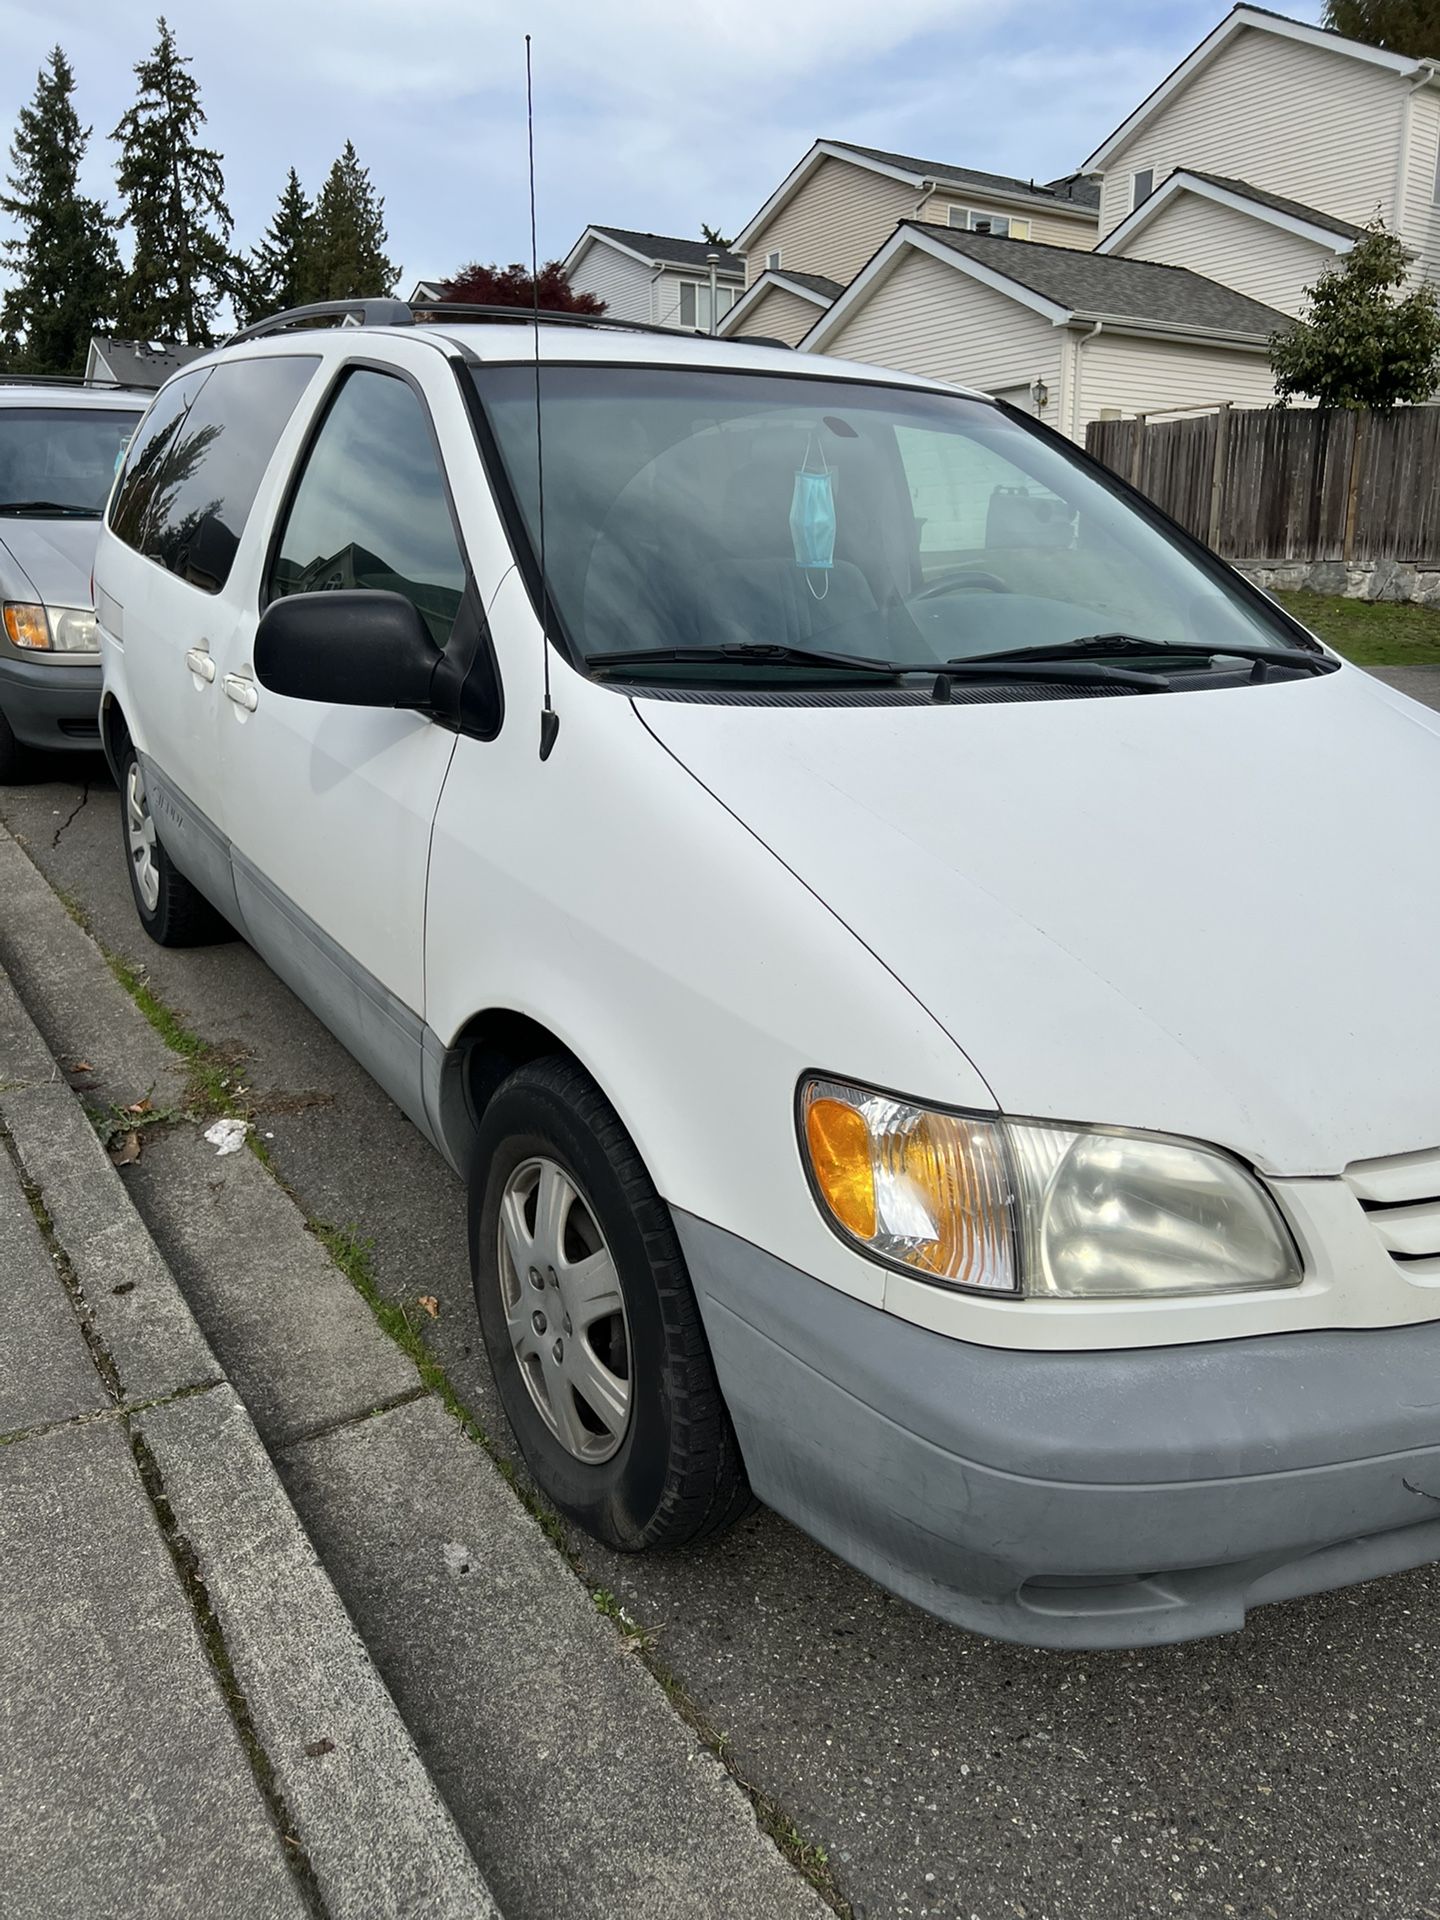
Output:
1343 1146 1440 1279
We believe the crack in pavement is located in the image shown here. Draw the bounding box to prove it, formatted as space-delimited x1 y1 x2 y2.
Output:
51 781 90 851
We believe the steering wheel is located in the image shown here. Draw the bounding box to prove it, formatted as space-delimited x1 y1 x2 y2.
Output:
912 567 1013 601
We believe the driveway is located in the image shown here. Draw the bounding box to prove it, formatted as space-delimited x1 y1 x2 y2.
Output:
6 671 1440 1920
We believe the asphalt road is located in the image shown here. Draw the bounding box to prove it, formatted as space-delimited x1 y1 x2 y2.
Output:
7 671 1440 1920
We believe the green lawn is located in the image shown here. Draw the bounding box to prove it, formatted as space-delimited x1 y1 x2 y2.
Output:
1273 591 1440 665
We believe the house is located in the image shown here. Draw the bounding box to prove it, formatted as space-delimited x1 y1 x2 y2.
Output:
731 139 1099 295
803 222 1286 439
407 279 447 304
84 336 204 390
563 226 745 330
716 268 844 346
1082 6 1440 294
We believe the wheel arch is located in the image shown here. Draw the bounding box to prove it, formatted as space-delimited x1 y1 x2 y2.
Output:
432 1007 597 1179
99 689 133 786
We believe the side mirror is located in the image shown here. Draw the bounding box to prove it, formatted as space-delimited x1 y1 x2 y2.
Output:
254 589 441 708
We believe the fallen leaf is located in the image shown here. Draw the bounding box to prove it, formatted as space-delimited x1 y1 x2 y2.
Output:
126 1097 153 1116
303 1738 335 1758
418 1294 439 1319
70 1061 93 1073
109 1131 141 1167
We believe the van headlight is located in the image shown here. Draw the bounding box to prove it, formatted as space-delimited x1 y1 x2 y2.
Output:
799 1077 1302 1299
2 603 100 654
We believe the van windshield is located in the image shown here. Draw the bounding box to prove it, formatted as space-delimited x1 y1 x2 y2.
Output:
0 407 143 517
472 365 1310 677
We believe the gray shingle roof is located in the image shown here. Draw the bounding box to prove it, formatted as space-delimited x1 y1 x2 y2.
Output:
772 268 844 301
827 141 1100 214
912 223 1290 336
1175 169 1363 239
89 336 205 389
590 227 744 275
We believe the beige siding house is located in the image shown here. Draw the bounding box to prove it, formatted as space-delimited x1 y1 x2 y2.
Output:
732 141 1099 292
717 269 842 346
1083 6 1440 275
805 223 1284 441
1097 170 1359 317
562 227 745 330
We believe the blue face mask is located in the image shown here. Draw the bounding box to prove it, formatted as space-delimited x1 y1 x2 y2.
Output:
789 467 835 572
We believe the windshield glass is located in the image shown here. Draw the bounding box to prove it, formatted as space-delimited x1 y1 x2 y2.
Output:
0 406 143 516
473 365 1308 675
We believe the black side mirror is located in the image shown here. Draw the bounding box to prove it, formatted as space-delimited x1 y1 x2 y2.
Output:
254 590 441 709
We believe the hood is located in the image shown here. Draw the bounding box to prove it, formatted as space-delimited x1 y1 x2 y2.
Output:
640 667 1440 1175
0 516 101 607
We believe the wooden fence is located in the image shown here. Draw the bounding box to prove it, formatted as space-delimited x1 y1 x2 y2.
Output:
1085 405 1440 566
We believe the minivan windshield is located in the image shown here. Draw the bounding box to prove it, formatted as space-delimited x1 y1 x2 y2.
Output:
0 407 143 517
473 365 1315 680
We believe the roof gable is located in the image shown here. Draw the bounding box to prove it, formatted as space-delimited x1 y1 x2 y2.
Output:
806 220 1288 352
1081 5 1436 173
1097 167 1362 256
717 267 843 339
571 225 744 276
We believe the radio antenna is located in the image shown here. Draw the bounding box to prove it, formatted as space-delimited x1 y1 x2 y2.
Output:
527 33 559 761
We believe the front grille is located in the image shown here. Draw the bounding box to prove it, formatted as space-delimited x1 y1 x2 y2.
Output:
1343 1145 1440 1279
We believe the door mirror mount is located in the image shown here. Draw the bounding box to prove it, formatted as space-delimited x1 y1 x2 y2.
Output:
254 590 442 710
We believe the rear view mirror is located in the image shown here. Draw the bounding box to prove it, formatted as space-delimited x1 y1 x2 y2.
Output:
254 590 440 709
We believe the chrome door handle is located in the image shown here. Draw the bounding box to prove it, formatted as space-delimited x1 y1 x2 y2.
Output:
184 647 216 682
222 673 258 712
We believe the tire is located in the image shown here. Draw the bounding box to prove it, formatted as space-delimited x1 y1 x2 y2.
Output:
0 707 32 785
119 743 230 946
470 1055 753 1551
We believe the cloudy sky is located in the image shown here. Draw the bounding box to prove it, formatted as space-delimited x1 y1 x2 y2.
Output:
0 0 1324 291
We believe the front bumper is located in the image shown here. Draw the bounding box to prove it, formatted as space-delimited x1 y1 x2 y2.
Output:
0 654 101 751
676 1211 1440 1649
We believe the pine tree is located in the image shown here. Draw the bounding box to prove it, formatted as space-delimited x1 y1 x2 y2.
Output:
1269 224 1440 408
0 47 121 374
1321 2 1440 55
111 18 235 346
300 142 397 302
234 168 313 325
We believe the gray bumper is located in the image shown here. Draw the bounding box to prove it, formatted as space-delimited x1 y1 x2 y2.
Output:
675 1211 1440 1649
0 654 101 750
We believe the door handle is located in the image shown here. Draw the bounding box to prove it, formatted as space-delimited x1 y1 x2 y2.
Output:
222 672 258 712
184 646 216 682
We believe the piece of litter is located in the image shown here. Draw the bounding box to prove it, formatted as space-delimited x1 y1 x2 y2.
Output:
204 1117 249 1156
418 1294 439 1319
442 1541 475 1576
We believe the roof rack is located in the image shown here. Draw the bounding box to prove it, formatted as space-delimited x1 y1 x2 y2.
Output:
224 296 783 349
0 371 151 392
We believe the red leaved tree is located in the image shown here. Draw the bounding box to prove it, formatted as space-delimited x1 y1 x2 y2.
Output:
438 260 606 313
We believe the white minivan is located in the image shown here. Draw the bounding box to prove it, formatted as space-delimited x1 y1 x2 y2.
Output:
96 298 1440 1649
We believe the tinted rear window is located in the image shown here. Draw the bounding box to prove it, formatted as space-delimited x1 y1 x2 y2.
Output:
109 356 318 592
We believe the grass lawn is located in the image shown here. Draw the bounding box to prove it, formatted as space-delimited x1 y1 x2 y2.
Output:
1273 591 1440 666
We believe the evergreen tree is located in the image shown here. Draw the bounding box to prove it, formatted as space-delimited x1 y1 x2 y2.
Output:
235 168 313 325
0 47 120 374
300 142 397 301
111 18 234 345
700 222 734 249
1270 224 1440 408
1322 1 1440 55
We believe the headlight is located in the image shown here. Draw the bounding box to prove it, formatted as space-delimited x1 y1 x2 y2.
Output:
799 1077 1302 1300
2 603 99 654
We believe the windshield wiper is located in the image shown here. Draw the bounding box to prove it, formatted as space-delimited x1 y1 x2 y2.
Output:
592 642 1169 690
961 632 1334 675
0 499 99 518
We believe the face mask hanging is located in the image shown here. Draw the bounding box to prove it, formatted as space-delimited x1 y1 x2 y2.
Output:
789 434 835 599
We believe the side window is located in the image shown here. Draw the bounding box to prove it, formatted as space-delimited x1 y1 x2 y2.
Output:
109 356 318 592
267 369 467 647
108 368 211 549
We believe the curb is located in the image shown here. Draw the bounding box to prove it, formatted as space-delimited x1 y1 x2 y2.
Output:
0 955 500 1920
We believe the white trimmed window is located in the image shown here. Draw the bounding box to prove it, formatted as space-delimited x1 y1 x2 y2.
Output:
1131 167 1154 210
947 206 1030 240
678 282 738 330
765 248 782 270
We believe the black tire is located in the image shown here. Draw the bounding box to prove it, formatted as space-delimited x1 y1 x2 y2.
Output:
0 707 33 785
118 742 230 947
470 1055 753 1551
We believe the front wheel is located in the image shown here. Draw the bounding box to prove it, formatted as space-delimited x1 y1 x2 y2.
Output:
470 1055 753 1550
119 744 229 946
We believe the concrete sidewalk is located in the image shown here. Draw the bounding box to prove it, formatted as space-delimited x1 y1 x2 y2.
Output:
0 961 498 1920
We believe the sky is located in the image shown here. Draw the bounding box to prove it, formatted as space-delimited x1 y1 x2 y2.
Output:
0 0 1326 294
